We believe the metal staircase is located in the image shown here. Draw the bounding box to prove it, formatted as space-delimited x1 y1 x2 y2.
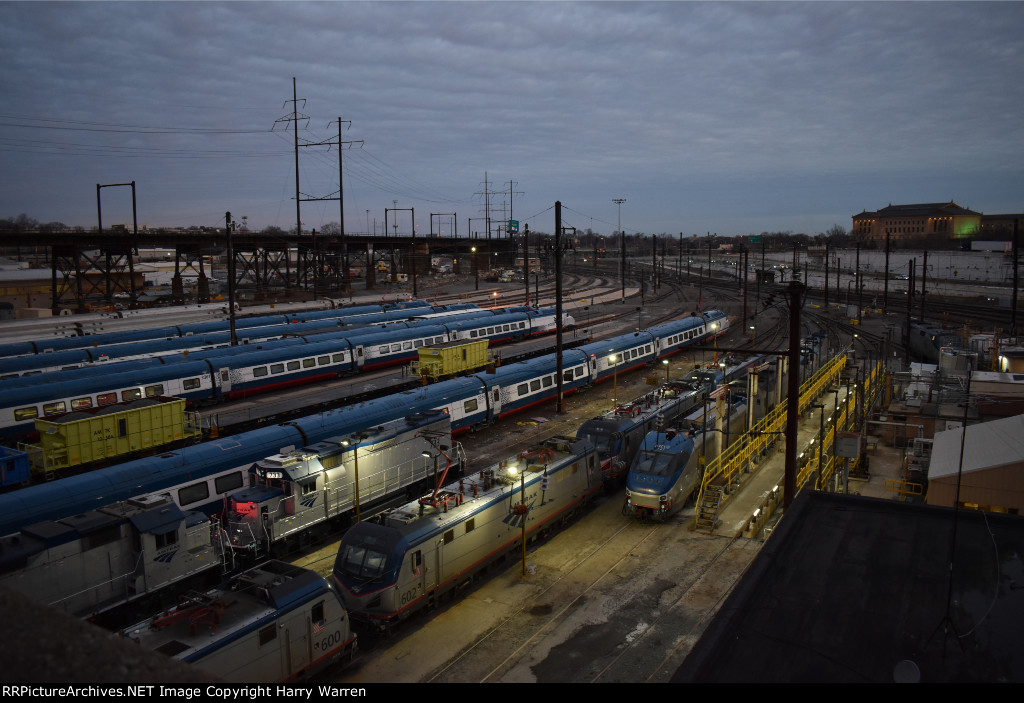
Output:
696 484 724 533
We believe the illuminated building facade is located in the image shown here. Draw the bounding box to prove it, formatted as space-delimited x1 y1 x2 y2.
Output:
851 201 982 243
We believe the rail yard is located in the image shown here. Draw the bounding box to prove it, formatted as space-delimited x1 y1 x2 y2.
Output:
0 254 1020 684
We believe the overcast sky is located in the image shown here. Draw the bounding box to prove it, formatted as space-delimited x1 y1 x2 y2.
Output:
1 1 1021 238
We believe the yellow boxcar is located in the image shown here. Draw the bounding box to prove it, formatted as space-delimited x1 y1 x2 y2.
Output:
32 396 201 474
411 340 493 381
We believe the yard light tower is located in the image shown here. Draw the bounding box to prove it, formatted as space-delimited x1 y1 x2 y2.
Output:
613 198 626 302
610 354 619 410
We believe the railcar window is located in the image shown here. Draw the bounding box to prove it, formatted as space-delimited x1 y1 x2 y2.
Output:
14 407 38 421
576 367 584 377
339 544 387 580
178 481 210 506
464 398 478 413
443 529 454 544
470 330 478 338
391 344 402 353
403 342 412 350
154 530 178 549
145 384 164 397
564 371 573 383
71 397 92 410
97 393 116 406
303 358 316 368
121 389 142 401
645 345 652 354
214 472 243 494
312 601 325 625
530 379 541 392
503 324 510 331
270 364 284 374
519 322 526 329
259 625 277 646
43 401 66 416
414 340 424 348
287 361 300 371
318 356 330 365
253 367 268 378
518 383 528 395
543 376 553 388
183 378 202 389
334 353 347 363
465 518 475 533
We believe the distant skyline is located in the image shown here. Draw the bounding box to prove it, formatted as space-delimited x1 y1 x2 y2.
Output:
1 1 1021 237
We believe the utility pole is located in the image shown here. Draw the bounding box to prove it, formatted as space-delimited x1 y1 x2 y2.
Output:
298 118 363 297
783 281 805 510
523 223 530 305
613 198 626 302
884 231 891 314
474 172 494 239
856 243 862 324
554 204 573 414
1013 219 1019 338
920 249 928 321
273 78 309 239
225 211 238 346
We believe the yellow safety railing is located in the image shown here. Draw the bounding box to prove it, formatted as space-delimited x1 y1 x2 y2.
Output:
692 348 894 528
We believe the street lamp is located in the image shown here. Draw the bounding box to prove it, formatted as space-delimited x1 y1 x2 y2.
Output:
341 432 369 522
609 354 619 410
662 359 670 382
471 246 478 290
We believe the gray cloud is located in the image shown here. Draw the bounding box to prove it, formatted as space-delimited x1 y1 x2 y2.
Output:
0 1 1021 236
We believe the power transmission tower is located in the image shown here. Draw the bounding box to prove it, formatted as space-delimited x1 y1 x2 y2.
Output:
272 77 310 238
299 118 363 295
474 172 496 239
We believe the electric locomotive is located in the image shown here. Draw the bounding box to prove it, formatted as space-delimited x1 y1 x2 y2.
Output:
121 560 355 682
332 434 599 629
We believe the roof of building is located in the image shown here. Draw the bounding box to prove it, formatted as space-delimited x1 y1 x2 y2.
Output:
673 491 1024 683
876 201 982 218
928 412 1024 480
853 202 984 220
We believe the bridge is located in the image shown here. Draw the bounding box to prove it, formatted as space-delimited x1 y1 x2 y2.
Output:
0 228 521 312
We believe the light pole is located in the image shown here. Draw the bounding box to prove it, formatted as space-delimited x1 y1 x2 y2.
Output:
610 354 619 410
662 359 670 382
471 246 478 290
613 198 626 302
342 432 369 522
811 403 825 489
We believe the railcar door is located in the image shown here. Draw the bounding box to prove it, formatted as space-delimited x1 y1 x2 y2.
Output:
217 367 232 395
282 606 314 679
354 345 364 370
488 384 502 418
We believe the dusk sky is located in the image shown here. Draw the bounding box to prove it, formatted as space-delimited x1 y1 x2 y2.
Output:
1 1 1022 238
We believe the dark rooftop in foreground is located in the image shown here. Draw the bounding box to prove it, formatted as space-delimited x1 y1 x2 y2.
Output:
675 491 1024 683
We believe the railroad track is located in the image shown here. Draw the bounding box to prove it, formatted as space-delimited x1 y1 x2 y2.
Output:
328 487 760 683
